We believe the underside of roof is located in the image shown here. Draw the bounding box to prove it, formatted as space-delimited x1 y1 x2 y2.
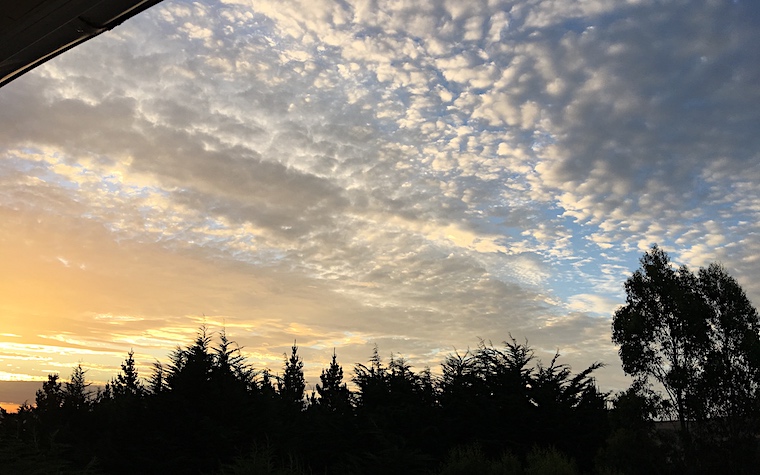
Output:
0 0 164 88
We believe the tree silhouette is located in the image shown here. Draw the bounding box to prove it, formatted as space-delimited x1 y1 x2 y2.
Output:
612 245 710 436
352 345 389 409
62 364 91 413
213 328 255 393
0 326 626 474
35 373 64 415
597 380 670 475
695 263 760 471
351 347 441 473
531 353 604 411
437 339 535 455
436 337 606 469
279 341 306 410
303 350 355 472
315 349 351 413
149 326 257 474
698 264 760 429
147 360 166 395
109 349 145 399
612 245 760 472
165 326 215 394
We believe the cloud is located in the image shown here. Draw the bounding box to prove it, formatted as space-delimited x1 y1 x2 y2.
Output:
567 294 621 317
1 0 759 396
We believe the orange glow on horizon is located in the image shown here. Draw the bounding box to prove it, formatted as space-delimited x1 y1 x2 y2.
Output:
0 402 21 413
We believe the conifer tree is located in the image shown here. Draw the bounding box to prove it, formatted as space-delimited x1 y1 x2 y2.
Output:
112 349 144 399
259 368 278 399
147 361 166 395
352 345 389 408
279 341 306 409
35 374 64 414
166 326 214 393
316 349 351 413
213 328 254 391
62 364 90 412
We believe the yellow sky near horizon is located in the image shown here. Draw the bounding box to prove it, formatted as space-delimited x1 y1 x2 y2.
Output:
1 402 20 413
0 203 387 395
0 197 618 407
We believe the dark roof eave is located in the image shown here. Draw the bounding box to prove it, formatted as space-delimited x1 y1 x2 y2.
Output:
0 0 164 89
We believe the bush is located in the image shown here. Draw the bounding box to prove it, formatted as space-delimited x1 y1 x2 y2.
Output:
437 444 522 475
525 447 577 475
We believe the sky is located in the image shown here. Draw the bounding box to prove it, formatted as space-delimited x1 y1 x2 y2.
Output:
1 0 760 410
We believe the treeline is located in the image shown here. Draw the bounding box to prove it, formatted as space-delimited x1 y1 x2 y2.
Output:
0 332 611 474
2 245 760 474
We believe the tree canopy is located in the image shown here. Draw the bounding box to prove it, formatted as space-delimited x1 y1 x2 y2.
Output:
0 329 610 474
612 245 760 471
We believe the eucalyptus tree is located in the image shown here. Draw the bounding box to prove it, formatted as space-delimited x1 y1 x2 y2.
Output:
612 245 710 435
612 245 760 455
697 263 760 433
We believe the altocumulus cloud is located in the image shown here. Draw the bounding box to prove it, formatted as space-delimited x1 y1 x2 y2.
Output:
1 0 759 391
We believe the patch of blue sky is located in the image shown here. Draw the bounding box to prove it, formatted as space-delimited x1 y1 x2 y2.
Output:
136 204 159 217
98 174 126 193
1 155 40 174
550 240 632 281
683 176 718 210
240 248 288 266
388 85 416 110
200 217 228 232
124 183 163 199
352 26 391 42
547 272 626 318
539 217 636 304
673 208 743 249
530 130 556 153
468 204 523 233
149 214 261 256
558 17 593 34
17 146 46 156
38 167 79 191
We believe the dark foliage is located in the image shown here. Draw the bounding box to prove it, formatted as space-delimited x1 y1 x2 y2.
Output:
612 245 760 473
0 329 611 474
3 251 758 475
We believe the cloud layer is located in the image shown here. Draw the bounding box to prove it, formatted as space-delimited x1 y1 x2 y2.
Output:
1 0 759 394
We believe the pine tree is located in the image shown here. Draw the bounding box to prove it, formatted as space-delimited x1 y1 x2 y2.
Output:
316 349 351 413
35 374 64 414
259 368 278 399
147 361 165 395
279 341 306 409
352 345 388 408
166 326 214 394
112 349 144 399
213 328 254 391
62 364 90 412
